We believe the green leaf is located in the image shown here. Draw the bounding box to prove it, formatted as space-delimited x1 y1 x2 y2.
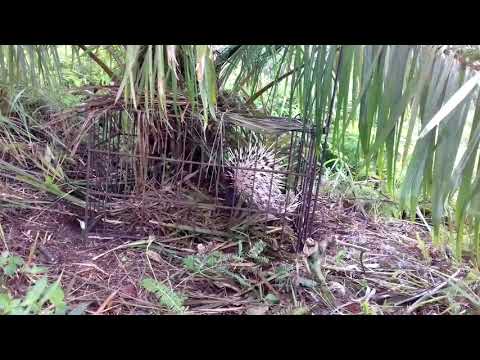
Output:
400 49 454 220
183 255 199 272
265 293 280 305
418 72 480 139
431 62 471 235
141 277 186 314
0 292 12 313
402 46 436 167
2 255 24 276
21 277 48 310
349 45 384 129
141 277 157 292
22 264 48 274
40 280 65 308
370 46 413 170
0 252 8 267
196 45 217 129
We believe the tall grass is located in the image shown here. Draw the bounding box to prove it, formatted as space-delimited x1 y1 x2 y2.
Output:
2 45 480 259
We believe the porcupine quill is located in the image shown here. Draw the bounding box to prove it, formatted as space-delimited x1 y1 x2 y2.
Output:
224 144 299 217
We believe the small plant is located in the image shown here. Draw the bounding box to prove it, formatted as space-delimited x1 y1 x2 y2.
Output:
183 250 248 273
183 251 252 291
360 300 378 315
0 252 24 277
264 293 280 305
141 277 186 314
0 251 48 277
443 274 480 314
0 276 67 315
248 240 269 264
183 251 227 274
335 249 348 265
0 251 69 315
415 233 432 265
274 264 293 278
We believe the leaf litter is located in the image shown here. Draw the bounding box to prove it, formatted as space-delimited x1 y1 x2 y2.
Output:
1 182 479 315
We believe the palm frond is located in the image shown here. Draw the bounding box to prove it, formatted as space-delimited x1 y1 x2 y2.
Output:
3 44 480 259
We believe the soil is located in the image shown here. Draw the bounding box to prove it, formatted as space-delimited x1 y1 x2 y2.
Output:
1 192 475 315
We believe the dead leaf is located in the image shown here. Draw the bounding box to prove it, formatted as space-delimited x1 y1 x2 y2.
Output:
213 281 241 293
345 303 361 314
93 289 119 315
318 238 331 253
246 305 269 315
72 262 109 276
230 262 256 268
197 243 206 254
295 276 317 288
329 281 346 297
303 237 318 257
146 250 162 263
290 306 311 315
122 284 137 298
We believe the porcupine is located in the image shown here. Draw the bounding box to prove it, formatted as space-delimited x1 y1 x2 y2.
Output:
224 144 300 217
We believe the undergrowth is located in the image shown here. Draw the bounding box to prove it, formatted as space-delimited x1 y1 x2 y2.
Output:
0 47 478 315
0 251 70 315
141 278 187 314
321 143 479 260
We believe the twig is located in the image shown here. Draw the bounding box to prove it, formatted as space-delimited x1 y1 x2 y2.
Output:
93 289 119 315
322 264 361 273
258 271 282 300
72 262 110 276
416 206 432 234
27 231 40 266
88 304 122 315
149 220 229 237
246 66 303 106
78 45 118 82
238 273 281 297
360 250 366 274
190 307 244 314
398 269 461 311
0 222 8 253
91 239 150 261
38 245 56 263
335 239 370 252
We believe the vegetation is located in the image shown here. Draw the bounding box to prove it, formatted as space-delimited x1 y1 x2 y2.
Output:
0 252 68 315
1 44 480 315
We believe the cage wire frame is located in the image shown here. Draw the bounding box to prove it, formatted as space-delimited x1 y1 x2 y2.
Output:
83 47 343 250
83 110 320 245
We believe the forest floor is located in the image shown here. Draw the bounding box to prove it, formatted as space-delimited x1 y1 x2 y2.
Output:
2 182 479 315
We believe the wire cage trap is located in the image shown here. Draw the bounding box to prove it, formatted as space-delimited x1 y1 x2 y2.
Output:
84 109 320 247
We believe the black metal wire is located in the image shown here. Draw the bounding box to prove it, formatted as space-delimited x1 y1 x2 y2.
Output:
85 109 318 242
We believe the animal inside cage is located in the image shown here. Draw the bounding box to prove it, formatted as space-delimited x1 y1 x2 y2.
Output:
84 109 320 246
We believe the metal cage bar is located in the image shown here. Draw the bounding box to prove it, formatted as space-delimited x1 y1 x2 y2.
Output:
85 110 319 247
